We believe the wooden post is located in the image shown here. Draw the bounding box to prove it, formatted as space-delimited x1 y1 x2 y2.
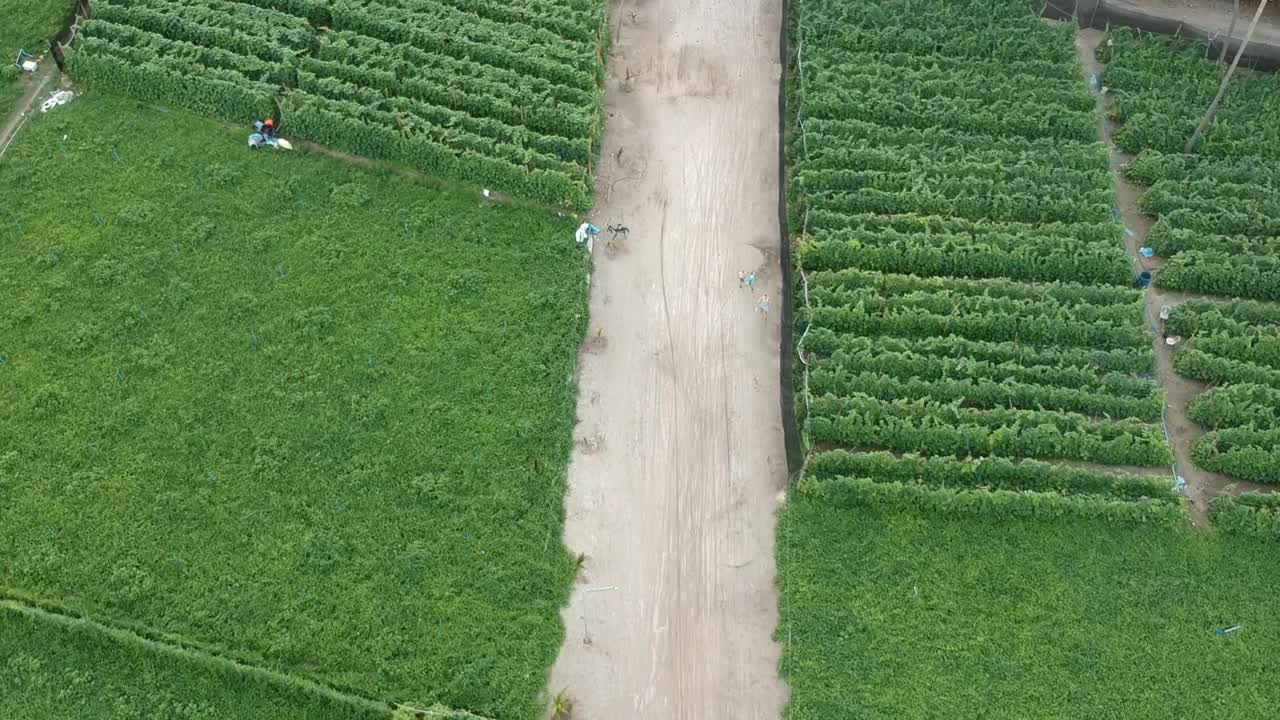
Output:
1186 0 1269 153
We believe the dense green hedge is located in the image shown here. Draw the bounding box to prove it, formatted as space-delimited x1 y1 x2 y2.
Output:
798 476 1186 527
1210 495 1280 538
806 450 1178 502
1192 428 1280 484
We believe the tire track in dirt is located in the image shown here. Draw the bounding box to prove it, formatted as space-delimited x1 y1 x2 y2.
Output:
550 1 788 717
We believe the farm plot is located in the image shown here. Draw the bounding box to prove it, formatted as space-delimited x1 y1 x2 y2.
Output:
790 0 1170 517
1164 299 1280 484
0 93 588 720
66 0 608 208
0 603 388 720
1101 29 1280 300
778 494 1280 720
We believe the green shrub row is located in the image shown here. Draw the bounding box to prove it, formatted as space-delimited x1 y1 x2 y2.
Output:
296 69 589 168
799 119 1102 166
808 394 1171 467
810 188 1106 226
797 476 1186 527
811 366 1162 421
282 93 589 209
798 207 1118 245
1175 348 1280 391
802 303 1147 351
799 61 1093 114
310 41 594 140
1123 150 1280 188
67 46 276 124
801 138 1107 175
797 233 1129 285
804 89 1096 144
1155 251 1280 302
1145 223 1280 260
329 0 591 88
1210 495 1280 539
93 0 307 61
1193 428 1280 484
1165 298 1280 336
802 329 1153 375
806 280 1143 328
801 265 1138 307
1188 384 1280 430
821 342 1156 398
796 162 1104 199
806 450 1178 502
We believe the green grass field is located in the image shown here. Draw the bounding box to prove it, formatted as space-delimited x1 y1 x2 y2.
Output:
0 92 588 720
778 490 1280 720
0 603 388 720
0 0 68 57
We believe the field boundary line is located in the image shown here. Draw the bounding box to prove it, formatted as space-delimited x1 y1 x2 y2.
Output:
0 593 496 720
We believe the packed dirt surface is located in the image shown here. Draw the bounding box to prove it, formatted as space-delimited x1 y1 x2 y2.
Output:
1104 0 1280 45
1076 28 1275 526
549 0 788 717
0 64 60 161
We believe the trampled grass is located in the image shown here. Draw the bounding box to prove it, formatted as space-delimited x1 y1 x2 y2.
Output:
0 92 589 720
777 494 1280 720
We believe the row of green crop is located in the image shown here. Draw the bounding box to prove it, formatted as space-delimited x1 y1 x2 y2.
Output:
66 44 276 123
313 34 595 138
808 394 1170 467
295 70 589 167
796 476 1185 526
799 118 1102 166
819 342 1156 398
800 208 1118 245
806 450 1177 502
93 0 309 62
801 303 1146 351
1193 428 1280 484
801 139 1108 176
803 330 1153 375
808 186 1107 226
803 88 1096 144
1124 150 1280 188
281 93 588 209
799 266 1138 306
800 62 1093 114
1176 348 1280 391
796 232 1129 285
1156 251 1280 301
1188 384 1280 430
79 20 293 85
1141 182 1280 237
1165 298 1280 337
796 162 1105 201
1145 223 1280 260
328 1 592 89
1210 494 1280 539
810 365 1162 421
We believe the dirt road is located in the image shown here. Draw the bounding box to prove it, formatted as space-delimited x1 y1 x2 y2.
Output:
549 0 788 717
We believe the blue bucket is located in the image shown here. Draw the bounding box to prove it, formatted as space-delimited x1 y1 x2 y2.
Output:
1136 271 1152 289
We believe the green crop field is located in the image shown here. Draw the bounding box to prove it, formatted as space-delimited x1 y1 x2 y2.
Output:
64 0 608 209
1100 30 1280 485
0 91 588 720
778 492 1280 720
1103 31 1280 302
789 0 1170 510
0 603 389 720
0 0 67 58
780 1 1280 717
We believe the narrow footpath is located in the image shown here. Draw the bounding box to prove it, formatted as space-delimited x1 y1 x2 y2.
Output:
1075 27 1273 526
549 0 788 717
